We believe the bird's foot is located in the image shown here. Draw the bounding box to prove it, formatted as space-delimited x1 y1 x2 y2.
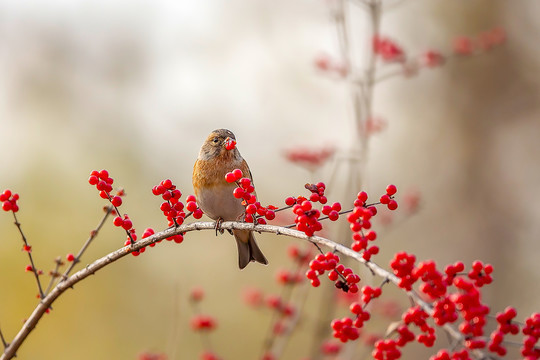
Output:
215 218 225 236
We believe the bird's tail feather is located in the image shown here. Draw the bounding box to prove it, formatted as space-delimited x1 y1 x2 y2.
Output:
234 229 268 269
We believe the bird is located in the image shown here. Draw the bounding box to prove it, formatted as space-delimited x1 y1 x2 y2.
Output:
193 129 268 269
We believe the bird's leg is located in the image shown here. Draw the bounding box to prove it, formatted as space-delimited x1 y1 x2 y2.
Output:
215 217 225 236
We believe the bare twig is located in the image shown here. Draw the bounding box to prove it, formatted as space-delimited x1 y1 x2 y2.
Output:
58 206 113 283
0 325 7 349
43 257 63 296
12 212 45 299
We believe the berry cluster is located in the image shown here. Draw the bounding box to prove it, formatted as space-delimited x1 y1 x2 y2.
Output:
432 296 458 326
320 341 341 355
422 50 445 68
451 277 489 338
225 169 276 224
275 269 303 285
429 349 470 360
373 35 405 63
283 146 336 171
137 352 168 360
306 252 360 293
190 315 217 331
467 260 493 287
88 170 134 242
522 313 540 359
414 260 446 299
331 315 361 342
453 27 505 56
200 351 221 360
286 244 313 265
349 191 380 260
373 339 401 360
380 184 398 211
1 189 19 212
287 182 331 237
402 306 436 347
443 261 465 285
361 285 382 303
265 295 296 323
390 252 418 291
152 179 202 226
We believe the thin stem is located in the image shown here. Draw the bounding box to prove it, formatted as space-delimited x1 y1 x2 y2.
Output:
0 325 7 349
106 193 135 244
273 205 293 213
189 299 214 353
12 212 44 299
43 258 63 295
261 260 303 357
266 259 312 358
59 206 113 283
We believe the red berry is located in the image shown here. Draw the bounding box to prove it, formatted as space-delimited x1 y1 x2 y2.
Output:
193 209 203 219
152 185 166 195
25 265 33 272
122 219 133 230
328 210 339 221
233 188 244 199
162 179 173 189
2 189 12 199
285 197 296 206
225 172 236 183
186 195 196 202
387 200 398 210
113 216 124 227
111 196 122 207
186 201 198 212
380 194 390 204
232 169 243 180
66 253 75 262
265 210 275 220
88 175 99 185
301 201 312 212
2 201 12 211
98 169 109 180
357 191 368 202
386 184 397 196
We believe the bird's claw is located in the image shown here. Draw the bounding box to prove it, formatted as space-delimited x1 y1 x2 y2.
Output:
215 218 224 236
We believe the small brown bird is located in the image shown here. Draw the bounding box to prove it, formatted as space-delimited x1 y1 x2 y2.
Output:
193 129 268 269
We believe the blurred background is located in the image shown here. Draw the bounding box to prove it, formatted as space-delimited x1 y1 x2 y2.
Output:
0 0 539 359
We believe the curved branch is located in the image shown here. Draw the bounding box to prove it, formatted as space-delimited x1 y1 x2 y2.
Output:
1 221 464 360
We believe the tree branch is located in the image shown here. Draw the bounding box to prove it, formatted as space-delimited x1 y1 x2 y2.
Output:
1 221 468 360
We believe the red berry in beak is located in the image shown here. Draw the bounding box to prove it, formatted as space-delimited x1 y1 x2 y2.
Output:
224 137 236 150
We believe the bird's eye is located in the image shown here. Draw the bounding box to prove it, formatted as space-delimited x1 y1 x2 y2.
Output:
212 137 219 144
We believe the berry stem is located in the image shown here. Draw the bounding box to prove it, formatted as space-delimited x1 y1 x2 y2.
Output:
189 294 214 354
43 257 63 296
12 212 45 299
106 193 135 245
261 258 307 359
273 205 294 213
0 324 7 349
58 206 113 284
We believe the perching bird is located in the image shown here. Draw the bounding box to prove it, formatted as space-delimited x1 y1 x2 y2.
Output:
192 129 268 269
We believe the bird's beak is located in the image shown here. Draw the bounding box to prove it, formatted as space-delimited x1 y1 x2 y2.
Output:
224 137 236 150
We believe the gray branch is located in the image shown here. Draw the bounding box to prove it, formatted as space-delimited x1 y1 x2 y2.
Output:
1 221 473 360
